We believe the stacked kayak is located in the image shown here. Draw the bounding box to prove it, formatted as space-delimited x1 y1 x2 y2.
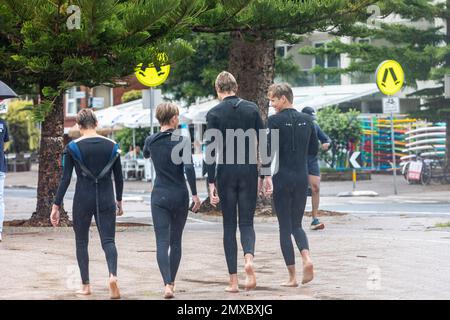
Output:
401 124 446 163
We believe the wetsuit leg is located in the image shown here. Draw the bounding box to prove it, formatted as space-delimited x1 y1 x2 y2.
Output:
73 210 94 284
169 204 188 283
273 185 296 266
217 172 239 275
237 171 257 257
151 203 173 285
93 209 118 278
290 182 309 252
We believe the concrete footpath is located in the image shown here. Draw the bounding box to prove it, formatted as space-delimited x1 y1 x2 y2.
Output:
1 214 450 300
1 165 450 299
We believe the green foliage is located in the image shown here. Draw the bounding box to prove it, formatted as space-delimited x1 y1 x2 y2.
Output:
162 32 231 106
163 0 376 104
300 0 450 122
317 106 361 168
4 100 40 153
0 0 206 120
115 127 151 153
121 90 142 103
195 0 376 40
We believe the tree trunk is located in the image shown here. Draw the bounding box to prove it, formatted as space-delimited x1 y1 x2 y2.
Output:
28 93 71 226
228 32 275 120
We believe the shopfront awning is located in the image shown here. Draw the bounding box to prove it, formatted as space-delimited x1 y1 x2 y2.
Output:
182 83 379 123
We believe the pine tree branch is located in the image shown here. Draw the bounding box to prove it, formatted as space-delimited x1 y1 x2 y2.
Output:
192 0 375 34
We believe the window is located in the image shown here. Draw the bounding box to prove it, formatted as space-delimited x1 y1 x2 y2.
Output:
66 87 82 116
351 38 374 84
276 44 294 58
313 42 341 85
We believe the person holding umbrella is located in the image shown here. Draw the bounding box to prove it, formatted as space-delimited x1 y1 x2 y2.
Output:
0 80 17 242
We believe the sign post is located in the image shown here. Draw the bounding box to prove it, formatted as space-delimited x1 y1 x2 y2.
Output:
349 151 361 191
383 97 400 195
338 151 377 197
376 60 404 195
142 88 162 183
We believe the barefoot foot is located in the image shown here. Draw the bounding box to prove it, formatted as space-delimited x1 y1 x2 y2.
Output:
302 262 314 285
76 284 92 296
281 280 299 287
244 262 257 291
225 285 239 293
109 276 121 299
164 285 174 299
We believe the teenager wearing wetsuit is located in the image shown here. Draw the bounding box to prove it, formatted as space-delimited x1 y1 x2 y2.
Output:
143 103 201 299
205 71 266 293
301 106 331 231
50 109 123 299
265 83 319 286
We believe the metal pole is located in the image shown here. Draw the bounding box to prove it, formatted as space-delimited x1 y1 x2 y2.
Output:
132 128 136 160
370 116 375 170
391 111 398 195
352 168 357 192
149 87 155 184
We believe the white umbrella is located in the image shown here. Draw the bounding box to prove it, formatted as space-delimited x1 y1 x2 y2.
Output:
181 99 219 124
0 80 18 99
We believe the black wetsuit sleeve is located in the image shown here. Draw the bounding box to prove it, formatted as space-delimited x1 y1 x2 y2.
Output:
205 111 218 184
181 137 197 196
143 136 151 159
260 116 274 176
54 148 74 206
113 156 123 201
309 122 319 157
184 160 197 196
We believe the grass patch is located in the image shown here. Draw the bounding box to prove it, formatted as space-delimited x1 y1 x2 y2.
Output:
434 222 450 228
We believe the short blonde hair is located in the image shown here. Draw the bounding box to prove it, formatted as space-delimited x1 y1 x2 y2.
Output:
268 83 293 104
76 108 98 129
215 71 238 94
155 102 179 126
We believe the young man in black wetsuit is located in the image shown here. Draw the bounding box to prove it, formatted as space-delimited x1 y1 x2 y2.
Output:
265 83 319 286
205 71 267 293
301 106 331 231
51 109 123 299
143 102 201 299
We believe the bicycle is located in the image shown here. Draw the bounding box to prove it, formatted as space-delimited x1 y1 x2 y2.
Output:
402 152 449 185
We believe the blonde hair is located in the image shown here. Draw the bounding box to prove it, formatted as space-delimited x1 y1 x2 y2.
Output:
215 71 238 94
155 102 179 126
76 108 98 129
268 83 293 104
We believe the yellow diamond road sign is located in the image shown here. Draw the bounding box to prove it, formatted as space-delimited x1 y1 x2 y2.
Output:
135 53 170 87
376 60 404 95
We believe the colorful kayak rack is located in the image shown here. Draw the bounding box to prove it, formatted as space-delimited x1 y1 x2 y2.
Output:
401 123 447 163
357 115 443 171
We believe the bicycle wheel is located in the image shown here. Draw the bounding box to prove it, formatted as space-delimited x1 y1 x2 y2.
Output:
442 166 450 184
421 163 432 185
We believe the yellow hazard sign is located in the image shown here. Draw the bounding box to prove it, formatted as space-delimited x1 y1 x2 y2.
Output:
135 53 170 87
376 60 404 95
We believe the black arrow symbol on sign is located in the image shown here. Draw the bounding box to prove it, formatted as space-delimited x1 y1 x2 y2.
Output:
389 67 400 85
381 69 388 87
381 67 400 87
